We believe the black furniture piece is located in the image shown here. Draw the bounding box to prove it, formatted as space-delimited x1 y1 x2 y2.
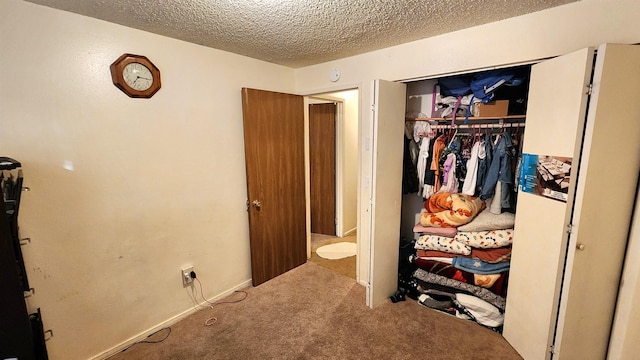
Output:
0 157 48 360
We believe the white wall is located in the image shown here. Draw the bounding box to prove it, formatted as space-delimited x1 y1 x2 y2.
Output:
295 0 640 298
0 1 295 359
340 90 359 235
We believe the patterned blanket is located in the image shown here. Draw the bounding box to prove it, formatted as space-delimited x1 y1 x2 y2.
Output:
413 268 506 310
420 192 484 227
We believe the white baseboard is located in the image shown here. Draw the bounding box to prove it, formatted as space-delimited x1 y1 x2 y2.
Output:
343 227 357 237
91 279 253 360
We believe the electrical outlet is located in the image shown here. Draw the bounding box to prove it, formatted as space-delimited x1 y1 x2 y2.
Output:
181 266 194 286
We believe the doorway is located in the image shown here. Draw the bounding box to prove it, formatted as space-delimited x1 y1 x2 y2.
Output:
309 102 337 236
307 89 359 279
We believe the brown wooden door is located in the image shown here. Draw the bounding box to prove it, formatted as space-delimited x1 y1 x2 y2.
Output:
241 88 307 286
309 103 336 236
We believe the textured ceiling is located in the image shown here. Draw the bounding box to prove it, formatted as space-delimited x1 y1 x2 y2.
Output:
25 0 576 68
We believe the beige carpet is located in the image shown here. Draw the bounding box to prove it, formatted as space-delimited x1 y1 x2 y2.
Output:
310 233 357 279
109 262 522 360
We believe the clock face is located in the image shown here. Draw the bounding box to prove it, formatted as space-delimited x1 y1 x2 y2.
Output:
123 62 154 91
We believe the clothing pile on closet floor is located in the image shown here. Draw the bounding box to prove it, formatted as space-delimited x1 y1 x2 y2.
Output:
401 120 522 333
411 195 514 332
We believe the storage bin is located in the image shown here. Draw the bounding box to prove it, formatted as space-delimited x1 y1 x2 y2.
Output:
473 100 509 117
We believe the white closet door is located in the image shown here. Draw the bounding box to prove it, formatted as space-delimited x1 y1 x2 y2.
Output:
502 47 595 359
608 188 640 359
553 43 640 359
367 79 406 307
505 44 640 359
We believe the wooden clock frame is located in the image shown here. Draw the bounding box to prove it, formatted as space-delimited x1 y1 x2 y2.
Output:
110 53 161 98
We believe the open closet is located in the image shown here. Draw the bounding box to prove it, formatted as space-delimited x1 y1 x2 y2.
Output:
367 43 640 360
398 65 531 333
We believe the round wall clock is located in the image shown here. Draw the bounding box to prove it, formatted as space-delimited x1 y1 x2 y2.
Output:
110 53 161 98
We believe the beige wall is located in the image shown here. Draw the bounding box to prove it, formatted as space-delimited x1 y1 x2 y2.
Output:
295 0 640 299
3 0 640 358
319 90 359 236
0 1 295 359
340 90 359 236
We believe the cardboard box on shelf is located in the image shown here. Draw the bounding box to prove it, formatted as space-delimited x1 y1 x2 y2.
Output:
473 100 509 117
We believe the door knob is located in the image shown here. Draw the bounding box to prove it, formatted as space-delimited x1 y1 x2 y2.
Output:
252 200 262 210
576 243 585 251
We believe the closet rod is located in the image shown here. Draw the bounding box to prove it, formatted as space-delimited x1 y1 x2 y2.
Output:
406 115 525 122
430 122 524 130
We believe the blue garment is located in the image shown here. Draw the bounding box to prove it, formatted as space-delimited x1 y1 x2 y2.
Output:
475 138 493 196
480 132 515 201
452 257 511 275
500 181 513 209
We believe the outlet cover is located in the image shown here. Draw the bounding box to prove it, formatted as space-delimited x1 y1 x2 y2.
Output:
181 266 194 286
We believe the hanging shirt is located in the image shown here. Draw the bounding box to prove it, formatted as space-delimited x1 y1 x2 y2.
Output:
461 140 481 195
439 152 458 193
413 121 431 143
402 136 419 194
476 138 492 194
416 123 432 197
430 135 447 193
422 135 437 198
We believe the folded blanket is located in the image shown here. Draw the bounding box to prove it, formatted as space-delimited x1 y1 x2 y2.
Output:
456 293 504 328
424 192 453 213
420 193 485 228
415 235 471 255
474 274 501 288
417 246 512 263
452 257 511 275
414 258 508 296
417 250 458 259
455 229 514 249
472 246 511 263
413 223 458 238
457 203 515 232
413 268 506 310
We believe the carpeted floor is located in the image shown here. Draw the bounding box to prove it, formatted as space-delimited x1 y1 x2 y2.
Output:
309 233 357 279
108 262 522 360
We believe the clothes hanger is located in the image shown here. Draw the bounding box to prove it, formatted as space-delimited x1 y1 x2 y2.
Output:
513 122 521 146
462 127 470 147
472 124 481 144
447 125 458 147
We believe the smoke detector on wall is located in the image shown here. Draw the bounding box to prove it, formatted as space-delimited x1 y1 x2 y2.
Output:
329 68 341 82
